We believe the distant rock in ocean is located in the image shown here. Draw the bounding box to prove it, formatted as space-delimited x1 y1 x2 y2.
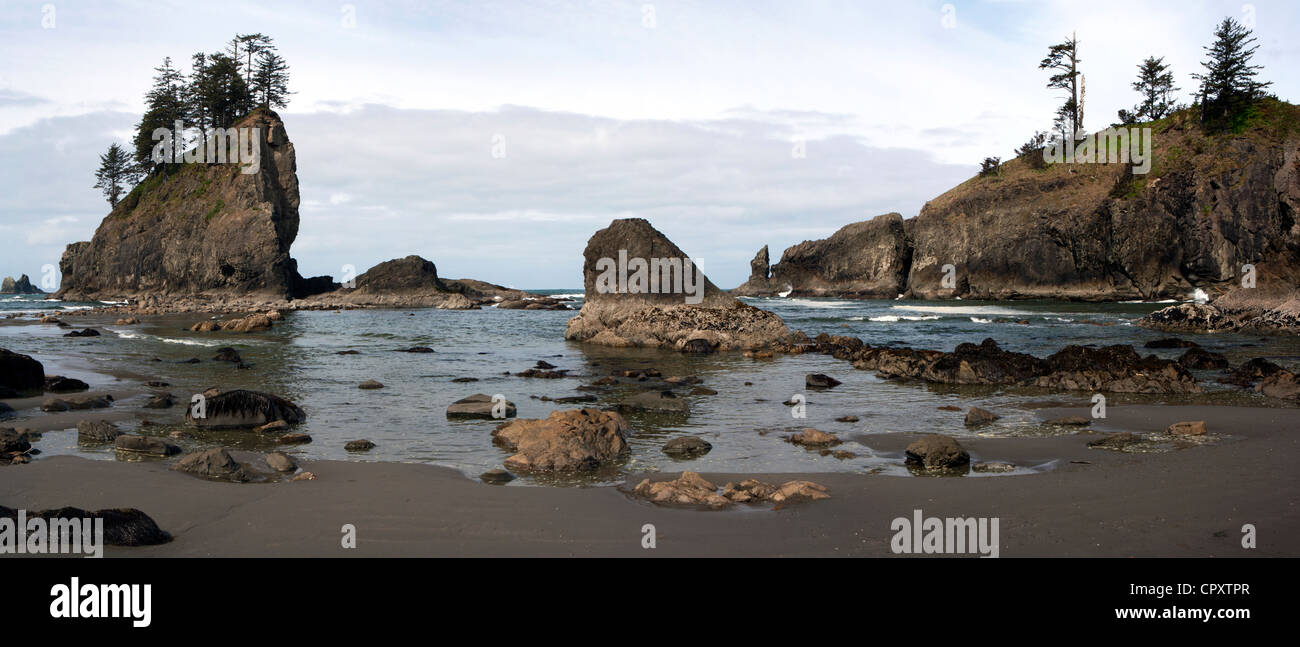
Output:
564 218 789 350
0 274 44 294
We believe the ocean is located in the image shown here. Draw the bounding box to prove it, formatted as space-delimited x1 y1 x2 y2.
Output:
3 291 1298 485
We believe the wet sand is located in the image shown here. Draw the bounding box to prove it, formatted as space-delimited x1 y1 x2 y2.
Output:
2 404 1296 557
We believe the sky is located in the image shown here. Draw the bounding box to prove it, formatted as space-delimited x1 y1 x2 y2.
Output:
2 0 1297 289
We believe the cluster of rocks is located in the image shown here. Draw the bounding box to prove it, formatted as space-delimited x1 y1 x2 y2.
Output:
1088 420 1211 451
777 334 1202 394
190 311 280 332
631 471 829 509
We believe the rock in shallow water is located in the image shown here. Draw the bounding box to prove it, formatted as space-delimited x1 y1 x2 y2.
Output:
76 419 122 443
479 469 515 485
345 439 376 452
446 393 516 419
905 434 970 469
662 436 712 458
186 389 305 429
964 407 1000 426
787 428 840 447
0 348 44 395
492 408 630 472
265 451 298 472
114 434 182 456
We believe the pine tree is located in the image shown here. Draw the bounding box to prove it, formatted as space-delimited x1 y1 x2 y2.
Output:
131 57 188 167
1123 56 1179 122
226 33 274 114
1192 17 1272 126
189 52 252 129
252 50 292 109
1040 34 1084 139
93 143 141 207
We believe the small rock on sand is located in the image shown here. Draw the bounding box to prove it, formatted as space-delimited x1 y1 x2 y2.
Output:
1167 420 1208 436
1044 415 1091 426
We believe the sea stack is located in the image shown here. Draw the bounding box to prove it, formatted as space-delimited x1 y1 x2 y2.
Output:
733 213 911 298
564 218 789 350
56 108 331 301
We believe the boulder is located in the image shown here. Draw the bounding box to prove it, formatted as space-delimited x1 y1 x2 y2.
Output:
904 434 970 469
479 469 515 485
1167 421 1208 436
617 390 689 414
213 347 243 363
77 419 122 443
186 389 306 429
44 376 89 392
662 436 713 458
172 448 257 482
1219 357 1284 387
1177 347 1228 369
344 439 376 452
2 507 171 546
63 328 101 337
265 451 298 472
787 428 841 447
358 379 384 390
805 373 842 388
114 434 182 456
446 393 516 419
964 407 1000 426
633 472 730 508
1256 371 1300 400
0 428 31 454
491 408 631 472
0 348 45 394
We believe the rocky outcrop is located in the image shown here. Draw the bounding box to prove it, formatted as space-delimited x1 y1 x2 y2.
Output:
58 108 323 301
490 408 631 472
734 213 910 298
790 334 1201 394
738 101 1300 304
565 219 789 350
0 274 43 294
1139 260 1300 334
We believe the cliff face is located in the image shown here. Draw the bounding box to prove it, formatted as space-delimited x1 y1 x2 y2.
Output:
58 108 308 300
734 213 910 298
740 101 1300 303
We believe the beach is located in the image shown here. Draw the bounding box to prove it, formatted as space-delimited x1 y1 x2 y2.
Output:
3 401 1296 557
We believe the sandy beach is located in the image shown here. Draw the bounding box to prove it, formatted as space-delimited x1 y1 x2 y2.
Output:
3 404 1294 558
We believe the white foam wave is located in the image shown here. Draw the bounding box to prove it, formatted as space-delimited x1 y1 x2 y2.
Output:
857 315 942 322
970 317 992 323
895 304 1036 316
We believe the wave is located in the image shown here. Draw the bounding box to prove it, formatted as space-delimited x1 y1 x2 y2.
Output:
111 330 223 347
547 293 584 300
970 317 992 323
894 304 1036 316
854 315 942 322
782 298 858 309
